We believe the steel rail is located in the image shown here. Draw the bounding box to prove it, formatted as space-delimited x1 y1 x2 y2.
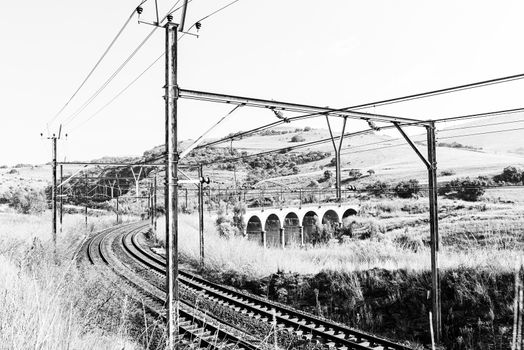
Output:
84 223 258 349
125 229 414 350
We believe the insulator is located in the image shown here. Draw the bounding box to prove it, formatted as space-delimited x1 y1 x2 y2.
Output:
136 6 143 14
167 14 173 22
195 22 202 30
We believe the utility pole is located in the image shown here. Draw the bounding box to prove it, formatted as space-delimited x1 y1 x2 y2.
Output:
59 165 63 234
394 121 441 343
116 196 120 224
51 135 57 253
198 165 204 267
165 19 179 349
84 173 88 229
153 172 157 234
426 122 441 342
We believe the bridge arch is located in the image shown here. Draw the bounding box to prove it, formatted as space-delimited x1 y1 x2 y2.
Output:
302 210 318 244
283 212 300 246
322 209 340 226
342 208 358 219
246 215 263 242
264 214 282 248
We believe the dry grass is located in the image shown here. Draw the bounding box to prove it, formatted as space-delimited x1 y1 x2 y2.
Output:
0 211 140 350
154 197 524 278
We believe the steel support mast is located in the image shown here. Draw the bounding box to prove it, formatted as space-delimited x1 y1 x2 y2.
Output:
426 122 441 342
394 121 441 343
165 20 179 349
198 165 204 267
51 137 57 253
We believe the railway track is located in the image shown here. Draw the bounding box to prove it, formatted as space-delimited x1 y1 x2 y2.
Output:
121 227 414 350
85 222 259 350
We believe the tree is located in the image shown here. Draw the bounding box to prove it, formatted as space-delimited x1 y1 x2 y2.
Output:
394 179 420 198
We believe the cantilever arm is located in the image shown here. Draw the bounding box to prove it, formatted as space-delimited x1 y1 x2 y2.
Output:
393 122 431 169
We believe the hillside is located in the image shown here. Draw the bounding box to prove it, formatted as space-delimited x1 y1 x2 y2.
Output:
435 112 524 154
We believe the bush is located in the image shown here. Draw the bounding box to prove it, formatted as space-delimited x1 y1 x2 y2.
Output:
232 201 246 232
366 181 390 197
304 126 312 131
394 179 420 198
290 135 306 142
493 166 523 184
439 169 456 176
9 188 47 214
439 177 487 201
216 222 238 238
309 216 334 245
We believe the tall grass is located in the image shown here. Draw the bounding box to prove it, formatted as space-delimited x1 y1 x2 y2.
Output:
0 211 140 350
154 201 524 278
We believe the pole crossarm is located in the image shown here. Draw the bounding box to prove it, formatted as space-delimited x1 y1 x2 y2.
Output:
393 122 431 169
178 88 427 124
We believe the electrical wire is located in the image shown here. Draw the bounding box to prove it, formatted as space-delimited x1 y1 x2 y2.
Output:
62 0 186 129
46 7 138 131
68 52 164 132
62 27 158 127
182 0 240 31
324 72 524 116
66 0 243 133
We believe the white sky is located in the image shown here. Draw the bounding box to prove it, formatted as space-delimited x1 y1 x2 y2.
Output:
2 0 524 166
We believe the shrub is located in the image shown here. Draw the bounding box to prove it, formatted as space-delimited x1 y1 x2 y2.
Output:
232 201 246 232
308 180 319 188
439 177 487 201
309 216 334 245
493 166 523 184
216 222 238 239
9 188 47 214
439 169 456 176
366 181 390 197
290 135 306 142
304 126 312 131
323 170 333 181
394 179 420 198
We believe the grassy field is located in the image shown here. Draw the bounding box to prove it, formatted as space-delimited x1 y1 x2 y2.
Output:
152 196 523 349
0 211 141 350
155 197 523 277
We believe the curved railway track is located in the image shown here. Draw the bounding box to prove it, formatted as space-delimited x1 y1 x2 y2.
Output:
85 222 259 350
121 226 414 350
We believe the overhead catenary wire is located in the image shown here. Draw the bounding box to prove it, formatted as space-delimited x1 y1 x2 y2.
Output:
182 0 240 32
61 0 186 129
66 0 242 133
68 52 165 132
46 7 139 131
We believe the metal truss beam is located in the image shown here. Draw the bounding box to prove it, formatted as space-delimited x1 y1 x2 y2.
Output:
178 88 428 125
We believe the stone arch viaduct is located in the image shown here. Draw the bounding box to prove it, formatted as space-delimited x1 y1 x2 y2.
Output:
243 203 358 248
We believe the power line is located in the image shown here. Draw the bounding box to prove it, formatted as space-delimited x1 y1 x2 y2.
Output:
46 7 138 131
62 27 159 127
66 0 242 132
62 0 186 129
68 52 164 132
182 0 241 31
341 72 524 112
